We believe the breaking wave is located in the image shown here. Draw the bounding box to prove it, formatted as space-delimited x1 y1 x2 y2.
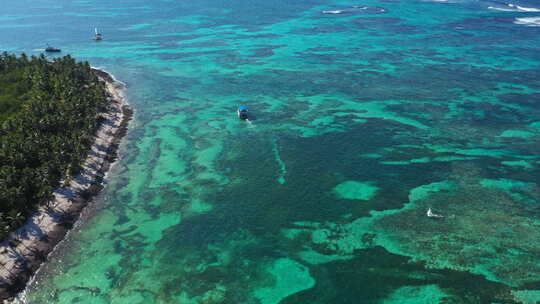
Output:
514 16 540 26
488 3 540 12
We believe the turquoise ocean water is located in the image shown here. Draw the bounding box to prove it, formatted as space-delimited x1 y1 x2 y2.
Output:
2 0 540 302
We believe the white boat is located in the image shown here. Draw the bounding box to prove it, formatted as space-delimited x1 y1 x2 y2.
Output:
322 10 344 14
93 28 103 41
427 208 443 218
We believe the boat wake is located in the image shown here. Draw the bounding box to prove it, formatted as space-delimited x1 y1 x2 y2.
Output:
514 16 540 26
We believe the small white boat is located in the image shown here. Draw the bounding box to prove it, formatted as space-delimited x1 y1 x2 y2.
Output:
93 28 103 41
427 208 443 218
322 10 344 14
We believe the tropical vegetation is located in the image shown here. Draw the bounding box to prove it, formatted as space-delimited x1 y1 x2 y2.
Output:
0 52 108 240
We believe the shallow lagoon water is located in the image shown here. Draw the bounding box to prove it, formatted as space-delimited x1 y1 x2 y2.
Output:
2 0 540 303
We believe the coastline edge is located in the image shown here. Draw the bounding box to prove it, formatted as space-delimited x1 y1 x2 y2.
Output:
0 69 132 302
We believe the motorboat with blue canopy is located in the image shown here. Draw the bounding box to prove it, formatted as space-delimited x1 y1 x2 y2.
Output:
237 106 248 119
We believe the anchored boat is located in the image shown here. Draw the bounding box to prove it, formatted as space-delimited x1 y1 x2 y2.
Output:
237 106 249 120
427 208 443 218
322 10 344 14
93 28 103 41
44 44 61 52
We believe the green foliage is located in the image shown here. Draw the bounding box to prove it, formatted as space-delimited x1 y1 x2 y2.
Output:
0 54 31 123
0 52 108 240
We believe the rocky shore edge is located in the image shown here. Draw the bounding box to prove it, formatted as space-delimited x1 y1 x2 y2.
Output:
0 69 132 302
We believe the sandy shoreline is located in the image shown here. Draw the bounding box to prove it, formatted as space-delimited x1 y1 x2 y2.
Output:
0 69 132 303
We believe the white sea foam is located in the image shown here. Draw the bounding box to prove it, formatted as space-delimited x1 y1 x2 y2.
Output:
421 0 459 3
488 3 540 12
430 0 461 3
514 5 540 12
93 66 128 87
514 16 540 26
488 6 515 11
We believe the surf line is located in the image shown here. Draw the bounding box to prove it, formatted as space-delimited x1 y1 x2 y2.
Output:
272 138 287 184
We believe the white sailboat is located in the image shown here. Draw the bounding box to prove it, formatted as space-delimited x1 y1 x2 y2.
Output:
427 208 443 218
93 28 103 41
322 10 344 14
